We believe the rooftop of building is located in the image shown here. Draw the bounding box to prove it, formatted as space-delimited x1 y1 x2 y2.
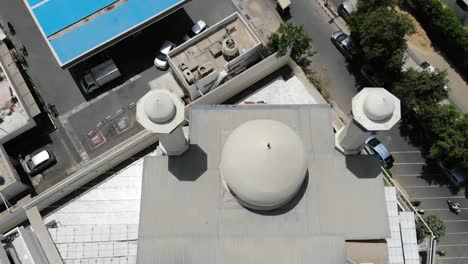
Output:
0 55 34 144
24 0 189 67
137 104 390 263
0 145 20 192
168 12 261 86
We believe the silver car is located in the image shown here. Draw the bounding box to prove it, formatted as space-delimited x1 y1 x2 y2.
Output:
338 0 357 21
331 31 352 60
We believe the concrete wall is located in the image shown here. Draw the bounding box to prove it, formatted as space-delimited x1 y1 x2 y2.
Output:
168 12 262 99
225 44 262 74
187 52 290 112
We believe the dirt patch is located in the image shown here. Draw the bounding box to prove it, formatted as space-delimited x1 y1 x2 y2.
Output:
305 63 331 99
396 6 436 54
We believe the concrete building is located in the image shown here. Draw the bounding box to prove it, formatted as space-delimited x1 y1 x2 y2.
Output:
0 39 39 145
336 88 401 155
137 104 392 263
0 36 41 203
0 207 63 263
168 12 262 101
0 146 28 205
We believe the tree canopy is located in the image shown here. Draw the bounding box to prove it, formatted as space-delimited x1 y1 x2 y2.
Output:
391 68 448 110
417 215 446 241
348 5 414 73
267 22 314 65
417 104 468 169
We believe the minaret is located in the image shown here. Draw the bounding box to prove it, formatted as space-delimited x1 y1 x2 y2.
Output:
336 88 400 155
136 89 188 156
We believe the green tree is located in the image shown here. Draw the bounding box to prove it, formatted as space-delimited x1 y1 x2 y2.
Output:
266 22 314 66
348 5 414 74
418 104 468 169
357 0 399 12
391 68 448 110
417 215 446 241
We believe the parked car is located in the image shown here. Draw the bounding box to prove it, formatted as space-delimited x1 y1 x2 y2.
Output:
183 20 207 41
438 162 466 187
338 0 357 21
80 59 121 94
360 65 384 87
331 31 353 60
20 149 56 176
154 41 175 70
402 61 449 90
365 136 394 169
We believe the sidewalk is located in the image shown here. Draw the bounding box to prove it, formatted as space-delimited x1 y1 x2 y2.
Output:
399 7 468 113
317 0 468 113
232 0 282 44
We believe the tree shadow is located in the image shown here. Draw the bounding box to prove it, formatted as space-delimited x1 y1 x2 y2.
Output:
168 144 207 181
397 109 432 154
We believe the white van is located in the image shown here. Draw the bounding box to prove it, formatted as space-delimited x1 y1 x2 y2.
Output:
80 59 121 94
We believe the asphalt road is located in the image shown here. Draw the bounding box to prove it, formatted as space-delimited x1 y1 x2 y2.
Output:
289 0 358 114
289 0 468 262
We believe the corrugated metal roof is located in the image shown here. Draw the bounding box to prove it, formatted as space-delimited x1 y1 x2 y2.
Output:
137 105 390 263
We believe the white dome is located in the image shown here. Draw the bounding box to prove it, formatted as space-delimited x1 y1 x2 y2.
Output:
144 92 176 124
363 92 395 122
220 120 308 210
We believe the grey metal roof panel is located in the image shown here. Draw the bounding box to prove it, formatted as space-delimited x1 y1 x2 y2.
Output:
138 236 346 264
137 104 390 263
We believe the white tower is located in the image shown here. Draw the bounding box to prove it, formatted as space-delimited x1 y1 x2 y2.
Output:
136 89 188 156
336 88 400 155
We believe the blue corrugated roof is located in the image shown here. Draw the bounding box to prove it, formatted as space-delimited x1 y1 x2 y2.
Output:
27 0 184 66
33 0 117 36
27 0 44 7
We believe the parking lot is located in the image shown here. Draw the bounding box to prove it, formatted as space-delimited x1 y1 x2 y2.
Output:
378 125 468 263
0 0 237 192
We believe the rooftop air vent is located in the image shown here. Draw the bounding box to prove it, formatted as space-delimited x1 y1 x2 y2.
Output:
198 63 214 78
183 69 195 85
222 38 239 61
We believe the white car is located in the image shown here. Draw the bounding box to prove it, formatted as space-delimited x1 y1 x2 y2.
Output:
183 20 207 41
416 62 449 90
20 149 56 176
154 40 175 70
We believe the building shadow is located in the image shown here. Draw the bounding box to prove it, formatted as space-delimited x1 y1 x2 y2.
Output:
168 144 207 181
345 155 381 179
243 173 309 216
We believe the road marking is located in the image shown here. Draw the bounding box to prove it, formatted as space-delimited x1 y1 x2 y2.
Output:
426 208 468 211
394 173 441 177
393 162 426 165
391 151 421 154
405 185 450 188
447 232 468 235
440 257 468 259
439 244 468 247
443 219 468 223
415 196 465 200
